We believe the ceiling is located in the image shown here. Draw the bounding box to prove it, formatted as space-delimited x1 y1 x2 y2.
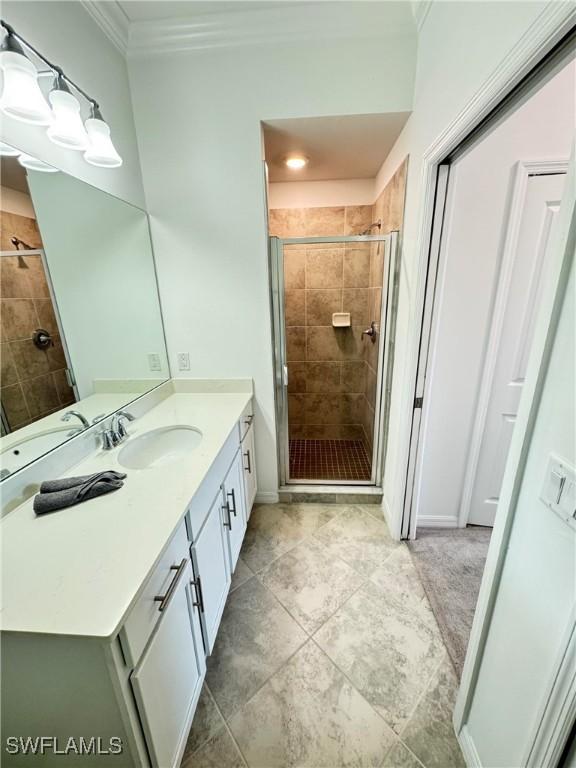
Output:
263 112 410 182
1 157 29 194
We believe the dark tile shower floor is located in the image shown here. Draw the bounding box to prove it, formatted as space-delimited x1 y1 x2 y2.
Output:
289 439 372 481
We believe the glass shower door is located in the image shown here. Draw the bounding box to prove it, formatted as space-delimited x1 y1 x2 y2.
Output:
270 232 399 487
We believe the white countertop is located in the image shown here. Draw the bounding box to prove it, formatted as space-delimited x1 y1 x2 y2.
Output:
0 390 251 638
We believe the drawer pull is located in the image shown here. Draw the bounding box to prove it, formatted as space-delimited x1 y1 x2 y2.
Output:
244 449 251 474
223 502 232 529
153 559 187 612
227 488 237 517
191 575 205 614
244 415 254 426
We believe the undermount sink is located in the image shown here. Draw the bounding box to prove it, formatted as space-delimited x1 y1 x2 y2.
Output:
118 426 203 470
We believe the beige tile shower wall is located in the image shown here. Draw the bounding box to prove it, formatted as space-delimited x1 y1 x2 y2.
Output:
0 211 75 430
362 158 408 451
269 204 374 442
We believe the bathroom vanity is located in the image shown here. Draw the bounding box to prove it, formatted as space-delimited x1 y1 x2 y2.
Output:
1 381 257 768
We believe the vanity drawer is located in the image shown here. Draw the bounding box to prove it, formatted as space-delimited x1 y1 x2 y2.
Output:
239 400 254 442
120 521 189 668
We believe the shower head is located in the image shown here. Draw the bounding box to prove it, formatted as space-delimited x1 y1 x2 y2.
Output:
359 220 382 236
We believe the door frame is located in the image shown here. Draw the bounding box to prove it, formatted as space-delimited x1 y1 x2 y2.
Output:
395 4 575 541
459 159 569 528
388 2 575 760
269 232 398 488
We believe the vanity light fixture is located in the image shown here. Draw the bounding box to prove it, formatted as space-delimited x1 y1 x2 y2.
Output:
47 72 89 151
84 104 122 168
17 152 59 173
285 155 308 170
0 28 51 125
0 20 122 169
0 141 19 156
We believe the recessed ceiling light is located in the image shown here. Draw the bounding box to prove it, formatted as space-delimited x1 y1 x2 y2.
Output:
285 155 308 170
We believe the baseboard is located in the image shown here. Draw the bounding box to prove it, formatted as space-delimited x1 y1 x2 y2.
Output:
458 725 481 767
255 491 279 504
417 515 459 528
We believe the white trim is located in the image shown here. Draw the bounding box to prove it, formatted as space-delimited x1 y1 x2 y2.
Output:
454 146 575 741
254 491 279 505
417 515 459 529
525 612 576 767
397 2 576 549
411 1 433 34
81 1 130 56
127 4 416 57
458 725 482 768
459 159 569 528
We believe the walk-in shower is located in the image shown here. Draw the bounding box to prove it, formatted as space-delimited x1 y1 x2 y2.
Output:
269 232 399 487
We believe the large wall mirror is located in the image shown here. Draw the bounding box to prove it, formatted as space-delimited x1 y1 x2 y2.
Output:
0 146 169 479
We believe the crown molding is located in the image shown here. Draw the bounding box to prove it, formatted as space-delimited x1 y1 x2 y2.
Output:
411 1 433 33
81 0 129 56
127 3 416 57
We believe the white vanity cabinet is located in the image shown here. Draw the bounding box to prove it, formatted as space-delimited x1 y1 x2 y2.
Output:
190 490 231 653
222 450 247 571
239 401 257 516
242 420 257 514
2 395 257 768
131 559 205 768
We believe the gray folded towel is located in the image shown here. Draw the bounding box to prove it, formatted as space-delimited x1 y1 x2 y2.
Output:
40 470 126 494
34 475 125 515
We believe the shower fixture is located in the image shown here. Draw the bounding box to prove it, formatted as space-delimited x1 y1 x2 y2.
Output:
359 220 382 236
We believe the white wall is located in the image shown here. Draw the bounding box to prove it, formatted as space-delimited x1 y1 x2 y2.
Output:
415 60 574 527
129 31 416 497
28 170 169 398
268 178 375 209
371 0 565 522
1 2 145 209
0 186 35 218
464 227 575 765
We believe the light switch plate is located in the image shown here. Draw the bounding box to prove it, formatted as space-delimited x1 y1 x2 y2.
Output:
177 352 190 371
540 454 576 530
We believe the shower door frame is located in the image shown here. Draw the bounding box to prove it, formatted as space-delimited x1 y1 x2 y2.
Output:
269 232 399 488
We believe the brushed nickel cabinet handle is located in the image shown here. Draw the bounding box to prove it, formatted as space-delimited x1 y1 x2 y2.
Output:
153 558 187 612
244 449 252 474
227 488 237 516
191 575 205 614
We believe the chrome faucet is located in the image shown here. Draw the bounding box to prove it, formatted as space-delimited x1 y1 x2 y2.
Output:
61 410 89 430
100 410 136 450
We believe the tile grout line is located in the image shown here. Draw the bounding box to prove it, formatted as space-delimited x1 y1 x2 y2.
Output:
198 683 251 768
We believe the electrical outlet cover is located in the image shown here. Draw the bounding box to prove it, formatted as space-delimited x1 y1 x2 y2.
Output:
177 353 190 371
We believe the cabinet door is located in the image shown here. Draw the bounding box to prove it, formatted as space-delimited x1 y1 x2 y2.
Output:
242 424 257 516
191 491 231 653
131 560 205 768
223 451 247 571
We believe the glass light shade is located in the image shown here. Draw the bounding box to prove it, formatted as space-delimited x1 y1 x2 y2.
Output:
84 117 122 168
0 50 52 125
18 153 58 173
0 141 19 156
47 89 88 150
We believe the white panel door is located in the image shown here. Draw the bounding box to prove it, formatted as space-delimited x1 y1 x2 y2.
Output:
131 560 205 768
468 172 565 526
191 491 231 653
242 424 257 516
223 451 247 570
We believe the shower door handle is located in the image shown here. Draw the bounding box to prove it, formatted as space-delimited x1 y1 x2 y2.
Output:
283 365 289 386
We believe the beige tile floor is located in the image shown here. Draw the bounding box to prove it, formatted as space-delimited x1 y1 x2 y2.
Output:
181 504 465 768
